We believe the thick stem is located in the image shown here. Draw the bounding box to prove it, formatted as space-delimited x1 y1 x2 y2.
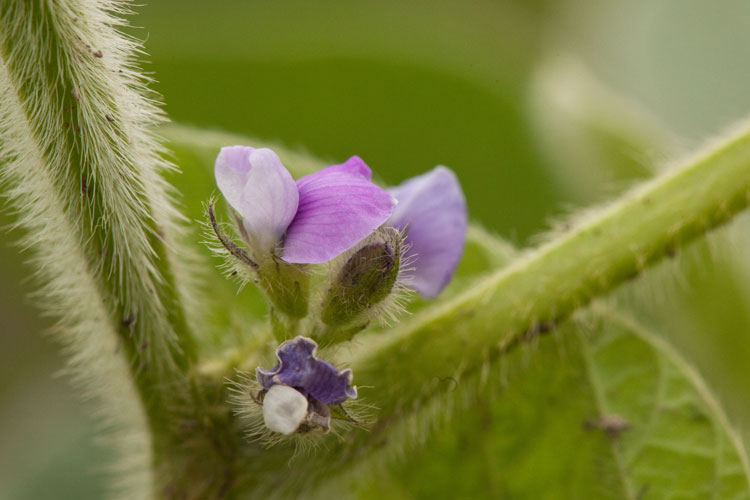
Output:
0 1 200 495
350 123 750 412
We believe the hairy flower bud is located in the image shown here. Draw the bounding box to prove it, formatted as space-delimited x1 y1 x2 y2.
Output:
320 227 404 332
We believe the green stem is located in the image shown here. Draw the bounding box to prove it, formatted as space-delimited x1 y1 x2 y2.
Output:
350 124 750 415
0 1 199 490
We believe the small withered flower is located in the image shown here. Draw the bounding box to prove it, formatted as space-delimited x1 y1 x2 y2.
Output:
256 336 357 435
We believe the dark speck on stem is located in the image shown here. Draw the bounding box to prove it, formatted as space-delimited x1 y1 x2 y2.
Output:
523 321 557 342
121 314 134 328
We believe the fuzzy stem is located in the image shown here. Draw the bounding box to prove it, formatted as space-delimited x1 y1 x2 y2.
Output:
350 123 750 413
0 1 200 495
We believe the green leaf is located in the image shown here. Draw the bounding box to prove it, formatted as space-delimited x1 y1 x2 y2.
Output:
585 307 750 499
362 307 750 499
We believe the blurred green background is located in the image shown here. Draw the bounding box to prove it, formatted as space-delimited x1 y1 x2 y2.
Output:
2 0 750 498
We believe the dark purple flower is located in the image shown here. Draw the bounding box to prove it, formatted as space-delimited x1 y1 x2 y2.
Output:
216 148 395 264
388 166 467 298
256 336 357 405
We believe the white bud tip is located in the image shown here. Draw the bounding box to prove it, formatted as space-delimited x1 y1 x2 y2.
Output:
262 385 309 435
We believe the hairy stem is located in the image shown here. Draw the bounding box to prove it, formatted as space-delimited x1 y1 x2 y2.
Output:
1 1 200 496
350 123 750 412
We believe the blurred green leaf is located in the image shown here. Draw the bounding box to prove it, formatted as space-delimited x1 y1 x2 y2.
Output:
360 307 750 499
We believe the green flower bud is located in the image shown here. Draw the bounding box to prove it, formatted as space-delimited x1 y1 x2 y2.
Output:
320 227 402 329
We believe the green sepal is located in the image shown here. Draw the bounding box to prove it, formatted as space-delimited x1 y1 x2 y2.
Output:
257 256 310 321
208 201 310 324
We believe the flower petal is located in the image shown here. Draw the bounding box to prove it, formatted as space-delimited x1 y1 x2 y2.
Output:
256 336 357 405
388 166 467 298
216 147 299 253
300 155 371 181
238 149 300 253
282 161 395 264
262 385 309 435
215 145 254 210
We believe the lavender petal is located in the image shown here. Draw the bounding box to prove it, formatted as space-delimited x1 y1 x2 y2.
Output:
217 147 299 253
282 160 396 264
215 145 254 210
388 166 467 298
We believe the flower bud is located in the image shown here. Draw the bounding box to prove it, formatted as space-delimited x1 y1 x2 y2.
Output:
321 227 402 328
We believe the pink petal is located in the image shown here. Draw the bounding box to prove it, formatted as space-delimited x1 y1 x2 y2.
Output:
282 161 395 264
216 146 299 253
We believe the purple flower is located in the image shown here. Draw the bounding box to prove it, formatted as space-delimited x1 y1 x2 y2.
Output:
256 336 357 405
215 147 395 264
388 166 467 298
